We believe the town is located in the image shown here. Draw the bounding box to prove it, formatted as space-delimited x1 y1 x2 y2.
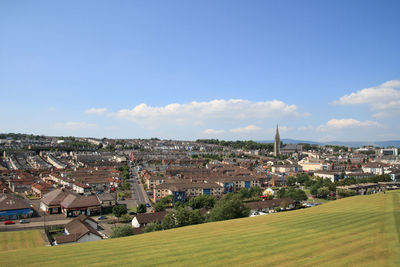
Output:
1 127 399 245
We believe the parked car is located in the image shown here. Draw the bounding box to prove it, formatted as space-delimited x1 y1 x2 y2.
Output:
145 203 151 208
250 211 268 217
19 219 30 224
4 220 15 225
97 215 107 220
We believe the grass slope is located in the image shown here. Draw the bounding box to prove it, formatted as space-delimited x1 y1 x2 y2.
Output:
0 230 44 252
1 191 400 266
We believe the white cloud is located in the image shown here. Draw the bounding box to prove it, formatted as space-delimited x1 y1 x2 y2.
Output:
85 108 108 115
108 99 306 127
297 125 314 131
333 80 400 117
230 125 261 133
53 122 97 129
203 129 226 135
317 118 380 132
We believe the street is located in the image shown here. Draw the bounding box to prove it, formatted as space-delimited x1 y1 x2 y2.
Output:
129 166 149 205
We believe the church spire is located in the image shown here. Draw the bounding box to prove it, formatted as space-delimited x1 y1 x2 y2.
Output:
274 124 280 157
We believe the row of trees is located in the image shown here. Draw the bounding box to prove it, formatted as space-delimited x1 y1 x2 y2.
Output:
117 164 131 191
196 139 274 151
276 187 307 201
144 194 250 233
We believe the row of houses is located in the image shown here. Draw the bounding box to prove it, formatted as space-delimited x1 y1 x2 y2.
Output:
40 189 117 217
336 181 400 196
142 165 268 203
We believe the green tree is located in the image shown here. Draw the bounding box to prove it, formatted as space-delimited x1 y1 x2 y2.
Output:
249 186 262 198
188 194 216 209
188 209 204 225
110 225 133 238
278 187 307 201
159 195 173 207
286 176 297 186
238 188 251 199
310 184 319 196
112 205 127 217
119 213 132 223
207 195 250 222
296 173 310 185
136 203 146 214
317 186 330 198
154 202 166 212
161 211 176 230
174 207 190 227
143 221 163 233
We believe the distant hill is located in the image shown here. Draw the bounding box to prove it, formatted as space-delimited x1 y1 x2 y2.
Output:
258 139 400 147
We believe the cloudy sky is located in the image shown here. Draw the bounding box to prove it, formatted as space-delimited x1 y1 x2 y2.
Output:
1 1 399 141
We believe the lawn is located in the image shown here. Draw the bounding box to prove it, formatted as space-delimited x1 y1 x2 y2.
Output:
1 191 400 266
0 230 45 252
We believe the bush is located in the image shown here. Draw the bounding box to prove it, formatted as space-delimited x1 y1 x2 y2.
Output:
136 203 146 214
188 194 216 210
143 222 163 233
113 205 127 217
207 195 250 222
111 225 133 238
277 187 307 201
119 213 132 223
154 202 166 212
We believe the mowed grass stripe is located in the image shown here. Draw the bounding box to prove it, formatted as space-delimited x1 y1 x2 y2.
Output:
1 191 399 267
0 230 44 252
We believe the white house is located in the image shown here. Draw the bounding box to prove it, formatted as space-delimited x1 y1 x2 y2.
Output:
55 214 103 245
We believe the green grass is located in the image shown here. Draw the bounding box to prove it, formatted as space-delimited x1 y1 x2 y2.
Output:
1 191 400 266
0 230 45 252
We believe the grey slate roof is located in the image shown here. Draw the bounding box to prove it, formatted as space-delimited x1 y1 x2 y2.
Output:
0 193 31 211
41 189 69 206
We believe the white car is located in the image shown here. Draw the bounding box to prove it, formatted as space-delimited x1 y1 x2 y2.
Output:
250 211 268 217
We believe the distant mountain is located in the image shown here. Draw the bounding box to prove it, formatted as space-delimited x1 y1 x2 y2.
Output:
258 139 400 148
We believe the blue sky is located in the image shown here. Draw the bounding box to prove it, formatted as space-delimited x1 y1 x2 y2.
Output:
1 0 399 141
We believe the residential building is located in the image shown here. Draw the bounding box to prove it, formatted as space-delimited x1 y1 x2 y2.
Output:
0 193 33 221
55 215 103 245
131 211 168 228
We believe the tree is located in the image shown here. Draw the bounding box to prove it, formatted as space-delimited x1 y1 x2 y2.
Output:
277 188 287 199
310 185 319 196
112 205 127 217
237 188 251 199
336 188 356 198
207 195 250 222
317 186 330 198
110 225 133 238
171 207 190 227
159 195 173 207
278 187 307 201
136 203 146 214
188 209 204 225
119 213 132 223
161 211 176 230
143 221 163 233
296 173 310 185
154 202 167 212
249 186 262 198
286 176 297 186
188 194 216 209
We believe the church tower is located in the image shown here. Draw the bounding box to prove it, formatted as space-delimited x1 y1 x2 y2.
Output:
274 124 280 157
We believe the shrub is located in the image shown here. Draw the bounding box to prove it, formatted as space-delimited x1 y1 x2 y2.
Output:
110 225 133 238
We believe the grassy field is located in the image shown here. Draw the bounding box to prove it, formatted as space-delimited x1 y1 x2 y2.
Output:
1 191 400 266
0 230 45 252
